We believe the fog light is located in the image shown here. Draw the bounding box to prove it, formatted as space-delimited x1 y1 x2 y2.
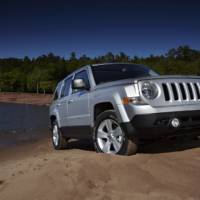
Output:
171 118 180 128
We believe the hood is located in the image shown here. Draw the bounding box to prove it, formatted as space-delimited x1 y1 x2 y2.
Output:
94 75 200 90
135 75 200 82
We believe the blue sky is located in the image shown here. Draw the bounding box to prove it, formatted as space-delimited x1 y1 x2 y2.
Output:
0 0 200 58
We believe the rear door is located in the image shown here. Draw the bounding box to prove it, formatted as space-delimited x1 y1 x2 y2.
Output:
58 76 73 128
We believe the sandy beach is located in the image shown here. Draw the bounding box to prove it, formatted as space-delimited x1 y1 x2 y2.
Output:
0 93 200 200
0 137 200 200
0 92 52 106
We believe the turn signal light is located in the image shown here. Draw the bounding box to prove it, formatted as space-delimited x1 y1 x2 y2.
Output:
122 97 147 105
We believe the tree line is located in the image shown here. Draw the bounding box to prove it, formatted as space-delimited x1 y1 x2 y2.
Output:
0 45 200 93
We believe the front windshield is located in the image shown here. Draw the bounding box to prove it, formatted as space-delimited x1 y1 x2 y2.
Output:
91 64 158 85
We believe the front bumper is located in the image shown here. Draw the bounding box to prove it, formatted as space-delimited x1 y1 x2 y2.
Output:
121 110 200 139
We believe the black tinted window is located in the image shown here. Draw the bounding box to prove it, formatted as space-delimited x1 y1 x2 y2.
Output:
91 64 158 85
61 76 72 98
54 90 59 100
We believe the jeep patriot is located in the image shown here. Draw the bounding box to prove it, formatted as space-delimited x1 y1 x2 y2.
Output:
49 63 200 155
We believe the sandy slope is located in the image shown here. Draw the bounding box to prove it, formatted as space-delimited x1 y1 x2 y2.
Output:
0 137 200 200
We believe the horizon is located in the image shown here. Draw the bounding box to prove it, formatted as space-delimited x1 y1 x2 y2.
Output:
0 45 199 60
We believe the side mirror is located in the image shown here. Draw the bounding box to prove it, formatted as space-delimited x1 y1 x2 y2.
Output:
72 79 89 90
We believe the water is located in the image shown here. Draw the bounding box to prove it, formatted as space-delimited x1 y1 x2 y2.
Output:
0 103 50 148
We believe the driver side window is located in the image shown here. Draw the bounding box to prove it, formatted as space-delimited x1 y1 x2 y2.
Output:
60 76 73 98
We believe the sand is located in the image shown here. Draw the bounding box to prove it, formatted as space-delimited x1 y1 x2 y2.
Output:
0 92 200 200
0 136 200 200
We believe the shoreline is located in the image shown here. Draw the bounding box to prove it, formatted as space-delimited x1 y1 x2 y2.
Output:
0 92 52 106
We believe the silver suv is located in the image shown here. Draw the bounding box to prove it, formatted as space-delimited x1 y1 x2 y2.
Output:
49 63 200 155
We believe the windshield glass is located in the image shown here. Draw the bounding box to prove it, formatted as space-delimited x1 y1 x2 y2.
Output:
91 64 158 85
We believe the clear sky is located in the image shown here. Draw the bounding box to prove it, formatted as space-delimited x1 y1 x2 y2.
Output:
0 0 200 58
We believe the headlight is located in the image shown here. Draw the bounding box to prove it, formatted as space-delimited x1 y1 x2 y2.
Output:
141 82 158 100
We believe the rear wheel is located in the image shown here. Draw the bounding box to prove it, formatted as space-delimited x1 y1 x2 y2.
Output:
52 121 68 150
93 110 138 155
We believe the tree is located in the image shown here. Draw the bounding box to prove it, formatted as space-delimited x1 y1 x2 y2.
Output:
104 52 115 62
0 46 200 93
70 52 77 60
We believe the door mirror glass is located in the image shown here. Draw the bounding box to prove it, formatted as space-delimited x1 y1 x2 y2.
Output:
72 79 87 90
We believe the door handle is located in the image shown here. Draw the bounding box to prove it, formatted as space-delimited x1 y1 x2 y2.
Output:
56 103 61 107
68 99 74 104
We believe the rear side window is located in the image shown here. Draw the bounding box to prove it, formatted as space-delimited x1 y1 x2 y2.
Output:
61 77 73 98
53 82 62 100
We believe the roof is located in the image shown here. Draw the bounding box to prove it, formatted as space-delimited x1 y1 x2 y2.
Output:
91 63 134 67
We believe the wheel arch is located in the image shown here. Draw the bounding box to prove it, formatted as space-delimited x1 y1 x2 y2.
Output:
49 111 61 128
94 102 114 122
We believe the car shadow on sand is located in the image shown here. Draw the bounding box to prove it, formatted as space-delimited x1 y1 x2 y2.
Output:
66 139 95 152
139 136 200 154
65 137 200 154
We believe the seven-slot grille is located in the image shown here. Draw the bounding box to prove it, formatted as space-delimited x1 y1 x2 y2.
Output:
162 81 200 102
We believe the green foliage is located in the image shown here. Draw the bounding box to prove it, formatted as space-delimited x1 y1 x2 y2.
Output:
0 46 200 93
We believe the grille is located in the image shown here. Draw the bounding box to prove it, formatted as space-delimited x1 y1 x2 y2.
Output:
162 82 200 102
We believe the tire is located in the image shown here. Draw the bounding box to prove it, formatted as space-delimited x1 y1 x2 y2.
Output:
51 120 68 150
93 110 138 156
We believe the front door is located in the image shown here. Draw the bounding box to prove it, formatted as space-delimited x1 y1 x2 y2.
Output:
67 70 91 130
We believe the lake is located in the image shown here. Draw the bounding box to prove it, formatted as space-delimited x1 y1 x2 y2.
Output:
0 103 50 148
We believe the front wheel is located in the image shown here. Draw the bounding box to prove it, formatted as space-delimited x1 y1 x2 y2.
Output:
93 110 138 155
